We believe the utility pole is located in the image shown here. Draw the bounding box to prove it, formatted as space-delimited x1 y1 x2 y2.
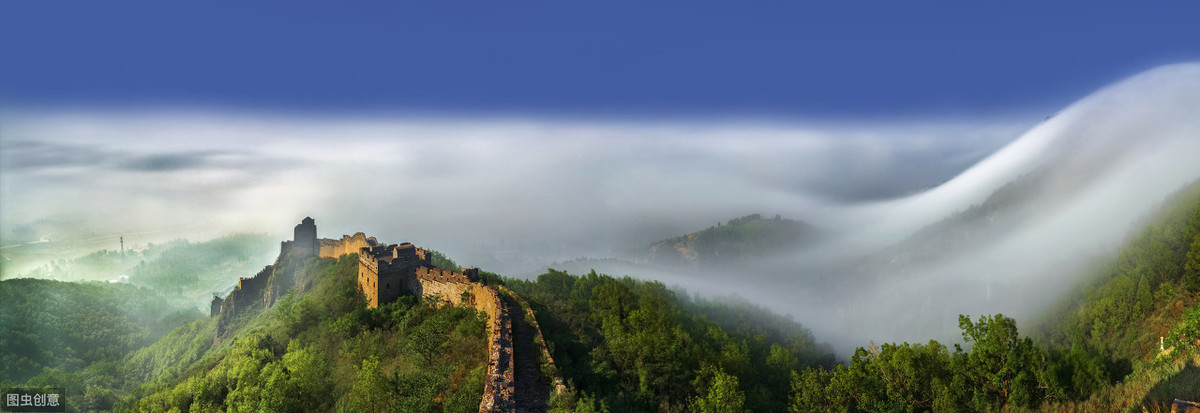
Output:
120 236 125 257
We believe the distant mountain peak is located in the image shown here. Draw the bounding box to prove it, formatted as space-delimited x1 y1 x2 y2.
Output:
633 213 821 269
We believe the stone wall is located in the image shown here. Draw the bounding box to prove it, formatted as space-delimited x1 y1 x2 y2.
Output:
263 260 295 308
216 265 273 336
358 244 429 308
228 219 520 411
209 296 224 318
497 285 567 395
318 232 378 259
292 217 318 258
413 275 513 412
476 287 514 413
401 266 513 412
416 266 477 284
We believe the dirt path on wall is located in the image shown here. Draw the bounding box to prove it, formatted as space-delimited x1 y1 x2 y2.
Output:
504 295 550 413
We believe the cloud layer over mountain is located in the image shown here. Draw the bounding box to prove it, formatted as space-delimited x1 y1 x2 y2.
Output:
0 111 1018 249
3 63 1199 353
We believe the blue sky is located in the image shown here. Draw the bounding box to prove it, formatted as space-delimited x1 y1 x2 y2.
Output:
1 2 1198 118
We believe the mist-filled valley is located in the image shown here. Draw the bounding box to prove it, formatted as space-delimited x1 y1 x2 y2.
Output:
4 63 1200 411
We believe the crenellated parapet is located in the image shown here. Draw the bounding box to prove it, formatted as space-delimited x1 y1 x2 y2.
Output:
291 217 318 258
416 266 479 284
319 232 378 258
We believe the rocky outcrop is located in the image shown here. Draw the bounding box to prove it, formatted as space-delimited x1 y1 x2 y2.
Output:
1175 399 1200 413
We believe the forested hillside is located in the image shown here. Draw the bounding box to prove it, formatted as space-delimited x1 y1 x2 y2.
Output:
506 269 835 412
0 279 201 410
8 233 275 309
635 214 820 269
95 253 842 412
122 254 489 412
1027 177 1200 408
1034 178 1200 358
5 180 1198 413
785 179 1200 412
130 234 275 296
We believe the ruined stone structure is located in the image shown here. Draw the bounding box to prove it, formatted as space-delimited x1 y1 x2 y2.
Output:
209 295 224 318
214 218 519 413
215 265 274 336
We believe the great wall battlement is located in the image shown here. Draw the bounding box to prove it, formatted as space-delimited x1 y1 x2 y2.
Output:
213 218 520 412
319 232 378 258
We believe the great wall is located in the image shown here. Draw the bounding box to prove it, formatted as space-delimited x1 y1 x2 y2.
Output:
210 217 559 413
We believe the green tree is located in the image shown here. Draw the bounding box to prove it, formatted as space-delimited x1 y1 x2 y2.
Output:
1185 233 1200 293
1135 274 1154 316
281 344 334 411
1163 303 1200 360
690 365 746 413
340 356 394 413
875 340 953 411
955 314 1044 411
789 369 820 412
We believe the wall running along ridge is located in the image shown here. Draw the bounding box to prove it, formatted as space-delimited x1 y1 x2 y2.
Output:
212 218 520 412
214 265 273 337
497 285 567 395
319 232 377 258
326 229 516 412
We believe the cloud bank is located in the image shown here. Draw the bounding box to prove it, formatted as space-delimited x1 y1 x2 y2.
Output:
3 63 1199 354
0 112 1018 253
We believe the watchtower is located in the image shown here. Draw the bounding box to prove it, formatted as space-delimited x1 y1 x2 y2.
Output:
292 217 318 258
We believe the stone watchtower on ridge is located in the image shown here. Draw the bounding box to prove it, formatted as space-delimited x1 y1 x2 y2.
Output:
358 243 433 308
291 217 318 258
